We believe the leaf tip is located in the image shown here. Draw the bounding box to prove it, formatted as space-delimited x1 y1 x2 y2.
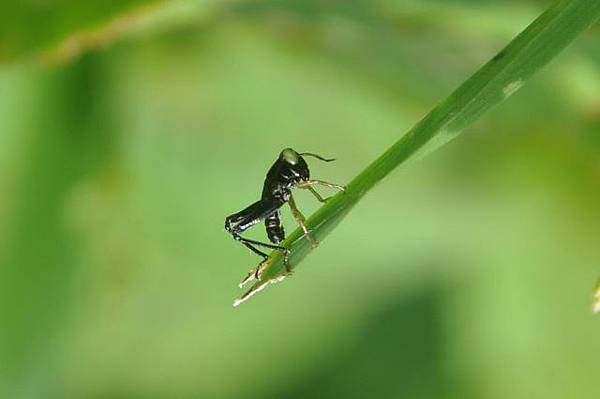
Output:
233 273 289 307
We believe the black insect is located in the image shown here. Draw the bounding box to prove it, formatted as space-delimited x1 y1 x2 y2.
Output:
225 148 345 273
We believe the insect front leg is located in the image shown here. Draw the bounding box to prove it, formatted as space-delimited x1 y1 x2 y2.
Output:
296 179 345 192
288 193 318 249
295 179 346 203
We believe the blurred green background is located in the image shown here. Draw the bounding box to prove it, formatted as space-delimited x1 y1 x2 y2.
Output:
1 0 599 398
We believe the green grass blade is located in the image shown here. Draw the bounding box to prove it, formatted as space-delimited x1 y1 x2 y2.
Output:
234 0 600 305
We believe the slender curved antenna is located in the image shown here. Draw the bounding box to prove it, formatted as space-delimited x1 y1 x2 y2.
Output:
299 152 336 162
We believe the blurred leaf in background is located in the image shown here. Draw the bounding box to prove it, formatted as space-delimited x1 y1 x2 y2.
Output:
0 0 165 62
1 1 600 398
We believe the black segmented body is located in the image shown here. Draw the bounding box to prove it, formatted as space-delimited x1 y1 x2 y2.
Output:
264 212 284 243
259 153 309 243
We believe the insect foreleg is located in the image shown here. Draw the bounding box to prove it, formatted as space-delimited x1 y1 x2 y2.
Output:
295 179 345 192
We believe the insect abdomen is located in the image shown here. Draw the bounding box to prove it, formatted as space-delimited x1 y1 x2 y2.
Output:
265 212 285 244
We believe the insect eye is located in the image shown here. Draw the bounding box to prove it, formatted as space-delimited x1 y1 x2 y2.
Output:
281 148 299 165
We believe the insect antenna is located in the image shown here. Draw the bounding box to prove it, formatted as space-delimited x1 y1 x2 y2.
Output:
299 152 336 162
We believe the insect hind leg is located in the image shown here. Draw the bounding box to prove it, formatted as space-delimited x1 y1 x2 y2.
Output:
235 235 291 279
226 198 292 277
239 239 269 259
235 235 289 257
